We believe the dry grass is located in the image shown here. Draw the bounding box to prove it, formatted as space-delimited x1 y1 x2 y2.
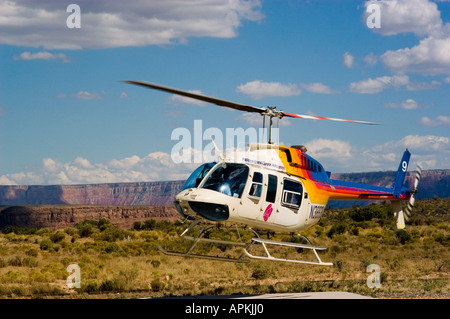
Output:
0 199 448 299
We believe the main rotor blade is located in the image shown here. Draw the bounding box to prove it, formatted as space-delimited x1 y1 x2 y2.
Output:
124 80 265 114
281 112 380 125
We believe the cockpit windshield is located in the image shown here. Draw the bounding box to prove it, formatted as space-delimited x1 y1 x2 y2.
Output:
200 163 249 198
182 162 216 190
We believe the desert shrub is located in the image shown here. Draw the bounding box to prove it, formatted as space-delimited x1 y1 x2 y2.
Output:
2 226 38 235
25 248 39 257
76 222 96 238
99 279 116 292
133 221 142 230
327 223 347 238
150 278 165 292
432 232 450 246
95 226 131 242
39 239 53 251
143 219 157 230
395 229 412 244
104 243 121 254
251 263 273 280
334 259 349 272
81 280 99 293
50 231 66 243
36 228 52 236
348 204 392 222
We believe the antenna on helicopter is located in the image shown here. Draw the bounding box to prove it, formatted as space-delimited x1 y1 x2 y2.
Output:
124 80 380 145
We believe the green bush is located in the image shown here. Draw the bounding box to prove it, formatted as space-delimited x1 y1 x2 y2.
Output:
395 229 412 244
150 278 165 292
50 231 66 243
348 204 392 222
2 226 38 235
251 263 273 280
95 226 131 242
327 223 347 238
39 239 53 251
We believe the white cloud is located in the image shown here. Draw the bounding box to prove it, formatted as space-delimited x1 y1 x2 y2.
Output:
419 115 450 127
13 51 70 62
0 152 203 185
1 134 449 185
75 91 103 100
363 0 443 37
381 36 450 76
0 0 264 49
236 80 302 100
384 99 427 110
363 52 378 66
307 134 450 173
343 52 354 68
300 82 339 94
119 92 128 98
306 139 352 160
349 75 409 94
363 0 450 76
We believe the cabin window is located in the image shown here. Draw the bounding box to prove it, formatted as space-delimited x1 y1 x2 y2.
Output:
282 179 303 209
182 162 216 190
201 163 249 198
266 174 277 203
248 172 263 198
284 150 292 163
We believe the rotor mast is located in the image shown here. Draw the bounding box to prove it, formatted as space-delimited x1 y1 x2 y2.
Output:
262 107 283 144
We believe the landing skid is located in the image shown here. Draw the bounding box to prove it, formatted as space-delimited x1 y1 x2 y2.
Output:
158 221 332 266
244 236 333 266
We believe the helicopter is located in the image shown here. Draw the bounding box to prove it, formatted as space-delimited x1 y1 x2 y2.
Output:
124 80 422 266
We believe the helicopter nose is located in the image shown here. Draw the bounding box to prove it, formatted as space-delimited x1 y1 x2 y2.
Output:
188 201 229 222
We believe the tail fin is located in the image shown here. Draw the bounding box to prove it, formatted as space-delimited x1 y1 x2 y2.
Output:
392 149 411 198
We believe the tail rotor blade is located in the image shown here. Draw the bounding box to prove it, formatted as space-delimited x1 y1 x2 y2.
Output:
414 164 422 189
402 164 423 226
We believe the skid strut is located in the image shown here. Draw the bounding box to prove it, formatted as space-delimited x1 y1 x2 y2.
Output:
243 236 333 266
158 224 251 263
158 223 332 265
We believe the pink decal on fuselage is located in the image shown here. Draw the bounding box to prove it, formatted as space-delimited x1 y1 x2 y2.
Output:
263 204 273 221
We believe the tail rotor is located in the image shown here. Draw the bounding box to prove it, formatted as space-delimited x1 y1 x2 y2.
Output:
397 164 422 229
404 164 422 221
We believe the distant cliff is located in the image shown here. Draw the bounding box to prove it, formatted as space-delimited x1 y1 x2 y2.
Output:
0 205 179 230
330 169 450 199
0 180 185 206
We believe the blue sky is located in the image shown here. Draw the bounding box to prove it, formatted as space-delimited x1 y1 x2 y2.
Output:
0 0 449 185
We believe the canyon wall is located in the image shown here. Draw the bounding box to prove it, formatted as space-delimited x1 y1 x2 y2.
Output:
0 205 179 230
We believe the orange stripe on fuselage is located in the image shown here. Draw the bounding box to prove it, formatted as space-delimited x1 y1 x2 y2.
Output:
275 146 407 205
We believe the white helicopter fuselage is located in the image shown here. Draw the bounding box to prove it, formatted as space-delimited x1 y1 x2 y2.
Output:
175 144 325 233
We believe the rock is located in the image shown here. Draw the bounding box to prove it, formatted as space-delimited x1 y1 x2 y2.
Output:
0 181 185 206
0 205 179 230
